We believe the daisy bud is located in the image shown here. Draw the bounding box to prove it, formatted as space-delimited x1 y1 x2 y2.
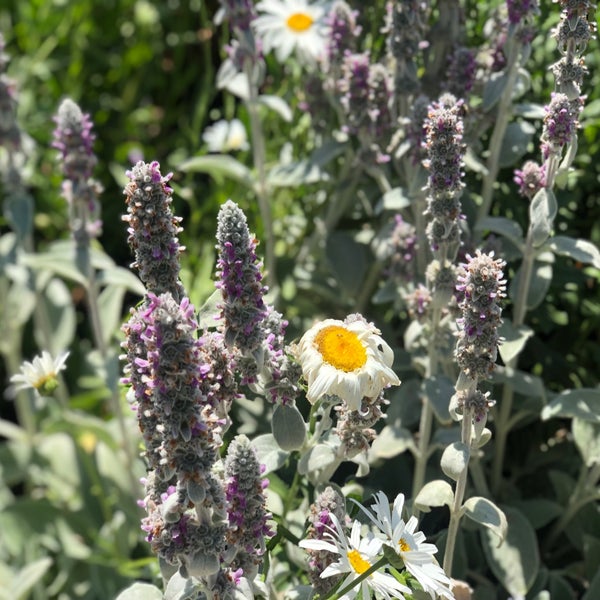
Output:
122 161 185 301
455 251 506 386
224 434 274 580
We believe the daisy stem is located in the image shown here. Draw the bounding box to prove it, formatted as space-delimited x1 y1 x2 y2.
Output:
443 405 474 576
322 557 389 600
244 59 277 293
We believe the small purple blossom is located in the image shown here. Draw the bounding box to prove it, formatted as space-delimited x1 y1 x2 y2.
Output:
325 1 361 76
541 92 581 158
445 46 477 98
506 0 540 25
514 160 546 200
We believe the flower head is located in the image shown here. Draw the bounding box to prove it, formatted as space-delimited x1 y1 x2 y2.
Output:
203 118 249 153
253 0 330 65
300 513 411 600
10 351 69 396
358 492 455 600
297 314 400 411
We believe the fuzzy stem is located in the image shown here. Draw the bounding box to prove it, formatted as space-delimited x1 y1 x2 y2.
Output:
443 405 474 575
412 304 442 505
491 228 535 494
477 40 521 224
244 60 277 293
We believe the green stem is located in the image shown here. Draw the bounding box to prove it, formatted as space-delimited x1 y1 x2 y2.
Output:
244 61 277 293
443 406 474 575
321 557 388 600
6 351 36 437
477 40 522 225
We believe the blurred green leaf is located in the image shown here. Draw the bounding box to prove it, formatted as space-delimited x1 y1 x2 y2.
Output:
256 94 293 122
572 417 600 465
37 277 76 355
116 582 163 600
179 154 254 188
481 506 539 597
498 321 534 364
325 231 368 297
370 423 414 459
530 189 558 248
499 121 536 168
423 375 453 425
272 403 306 451
547 235 600 269
475 216 524 251
542 388 600 423
252 433 289 475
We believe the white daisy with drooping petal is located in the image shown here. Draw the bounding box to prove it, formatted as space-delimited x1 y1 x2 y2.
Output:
358 492 455 600
253 0 330 65
10 350 69 396
203 118 250 153
300 513 411 600
297 314 400 411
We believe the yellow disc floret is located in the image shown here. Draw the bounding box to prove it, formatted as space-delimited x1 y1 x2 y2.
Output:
286 12 313 32
348 549 371 574
399 538 411 553
315 325 367 372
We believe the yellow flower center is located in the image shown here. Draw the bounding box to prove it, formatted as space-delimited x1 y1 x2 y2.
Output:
348 549 371 574
35 373 59 395
399 538 410 553
286 12 313 32
315 326 367 372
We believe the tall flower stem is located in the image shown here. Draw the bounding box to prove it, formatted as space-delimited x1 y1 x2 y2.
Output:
412 305 441 504
443 406 473 575
244 60 277 293
477 42 521 224
491 228 535 494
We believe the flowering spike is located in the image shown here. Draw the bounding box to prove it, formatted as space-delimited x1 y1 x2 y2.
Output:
215 200 268 354
122 161 185 301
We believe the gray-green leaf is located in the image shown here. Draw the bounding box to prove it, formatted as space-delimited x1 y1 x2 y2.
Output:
529 188 558 248
441 442 470 481
481 506 540 597
547 235 600 269
463 497 507 545
541 388 600 423
414 479 454 512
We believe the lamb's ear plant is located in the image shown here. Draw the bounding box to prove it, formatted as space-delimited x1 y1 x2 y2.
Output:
2 1 600 599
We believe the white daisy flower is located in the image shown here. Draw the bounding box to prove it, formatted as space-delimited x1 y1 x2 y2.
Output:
202 118 249 153
358 492 455 600
297 314 400 411
300 513 411 600
10 350 69 396
253 0 330 65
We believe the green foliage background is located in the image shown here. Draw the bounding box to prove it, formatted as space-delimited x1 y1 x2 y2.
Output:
1 0 600 599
